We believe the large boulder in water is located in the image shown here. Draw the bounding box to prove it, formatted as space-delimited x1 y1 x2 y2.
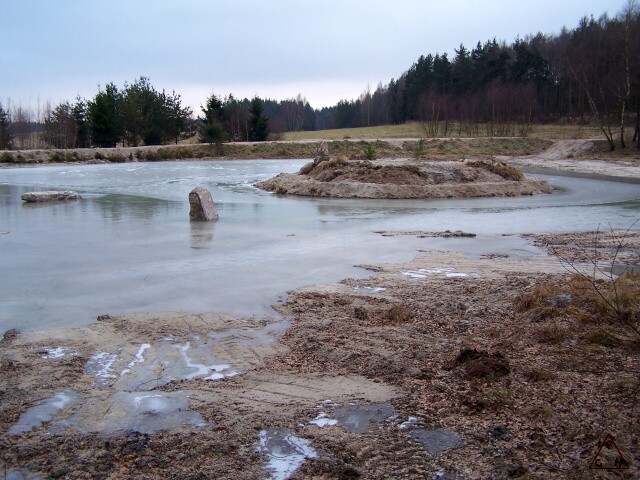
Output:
21 191 82 202
189 186 218 221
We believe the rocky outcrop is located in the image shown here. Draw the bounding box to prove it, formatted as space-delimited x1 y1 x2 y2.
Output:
21 191 82 202
255 159 553 199
189 186 219 221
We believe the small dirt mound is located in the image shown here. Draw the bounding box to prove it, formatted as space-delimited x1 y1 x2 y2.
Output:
255 159 552 199
454 348 510 381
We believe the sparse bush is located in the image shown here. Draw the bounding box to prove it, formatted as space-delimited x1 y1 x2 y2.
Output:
1 152 13 163
106 152 126 163
414 138 425 160
48 151 75 163
94 152 105 160
363 143 376 160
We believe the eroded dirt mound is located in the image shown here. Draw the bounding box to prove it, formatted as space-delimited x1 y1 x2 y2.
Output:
255 158 552 199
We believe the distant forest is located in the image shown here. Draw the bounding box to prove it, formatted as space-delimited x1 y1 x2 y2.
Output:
0 3 638 150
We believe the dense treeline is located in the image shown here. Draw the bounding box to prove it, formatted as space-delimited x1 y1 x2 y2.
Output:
319 4 640 149
0 3 638 150
0 83 316 149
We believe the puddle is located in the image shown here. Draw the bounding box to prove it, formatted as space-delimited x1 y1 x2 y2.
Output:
113 336 240 392
307 402 396 433
8 389 79 435
4 469 45 480
256 429 318 480
206 317 291 346
410 428 464 455
42 346 77 359
57 391 206 435
402 268 479 279
305 403 462 457
332 402 395 433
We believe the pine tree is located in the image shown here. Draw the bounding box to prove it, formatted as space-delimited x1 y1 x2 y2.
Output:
199 93 227 144
72 97 90 148
88 83 122 148
0 105 13 149
248 97 269 141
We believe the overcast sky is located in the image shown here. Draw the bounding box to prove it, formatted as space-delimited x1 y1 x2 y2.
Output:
0 0 625 114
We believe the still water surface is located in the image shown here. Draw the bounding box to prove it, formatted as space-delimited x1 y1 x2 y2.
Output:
1 159 639 331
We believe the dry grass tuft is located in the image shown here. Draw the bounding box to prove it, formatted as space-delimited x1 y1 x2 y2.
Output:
513 282 569 322
524 367 557 382
534 322 569 344
570 272 640 330
385 305 412 324
584 328 621 347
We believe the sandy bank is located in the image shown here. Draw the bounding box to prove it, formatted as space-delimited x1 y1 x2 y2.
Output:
2 229 638 478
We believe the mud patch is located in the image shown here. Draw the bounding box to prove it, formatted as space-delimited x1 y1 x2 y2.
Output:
8 389 79 435
58 391 206 434
409 428 464 455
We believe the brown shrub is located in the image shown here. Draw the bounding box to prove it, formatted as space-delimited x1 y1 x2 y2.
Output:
385 305 412 324
514 282 570 322
534 321 569 344
354 306 369 320
570 272 640 330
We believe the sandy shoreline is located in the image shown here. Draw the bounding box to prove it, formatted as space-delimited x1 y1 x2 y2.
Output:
2 138 639 181
1 228 638 478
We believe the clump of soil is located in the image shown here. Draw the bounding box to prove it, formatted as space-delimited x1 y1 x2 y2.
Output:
453 348 511 381
255 158 552 199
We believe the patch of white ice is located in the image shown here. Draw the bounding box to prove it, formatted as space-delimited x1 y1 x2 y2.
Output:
353 286 387 293
42 347 77 359
402 268 479 279
398 416 419 430
121 343 151 375
85 352 118 388
176 342 240 381
309 412 338 427
257 429 318 480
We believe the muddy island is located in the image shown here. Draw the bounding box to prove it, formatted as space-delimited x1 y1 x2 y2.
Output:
255 158 552 199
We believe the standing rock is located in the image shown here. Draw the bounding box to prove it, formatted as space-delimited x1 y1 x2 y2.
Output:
189 186 219 221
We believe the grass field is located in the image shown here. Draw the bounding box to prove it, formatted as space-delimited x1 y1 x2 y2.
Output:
283 122 607 141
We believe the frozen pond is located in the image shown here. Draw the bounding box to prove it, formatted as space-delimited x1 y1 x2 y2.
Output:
1 159 639 332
